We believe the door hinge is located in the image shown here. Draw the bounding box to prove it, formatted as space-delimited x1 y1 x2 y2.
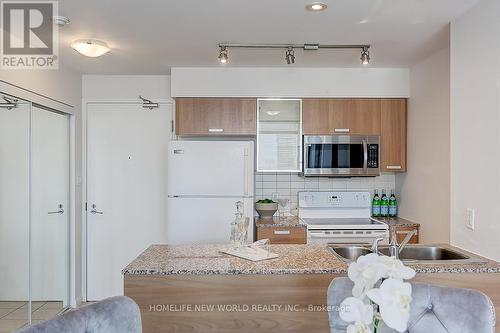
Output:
85 202 87 211
171 120 174 133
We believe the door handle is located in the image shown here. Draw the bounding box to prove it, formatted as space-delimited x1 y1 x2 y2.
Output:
362 139 368 170
90 204 104 215
48 204 64 214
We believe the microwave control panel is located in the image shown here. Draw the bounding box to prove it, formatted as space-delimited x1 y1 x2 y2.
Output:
367 144 379 168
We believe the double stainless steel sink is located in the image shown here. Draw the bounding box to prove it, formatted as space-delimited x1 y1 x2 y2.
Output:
329 245 485 264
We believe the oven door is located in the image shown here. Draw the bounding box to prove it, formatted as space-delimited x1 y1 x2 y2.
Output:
307 229 389 245
303 135 379 176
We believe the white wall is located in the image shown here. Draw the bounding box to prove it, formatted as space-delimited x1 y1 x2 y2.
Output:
395 41 451 243
1 67 81 108
450 0 500 261
83 75 171 101
171 67 410 98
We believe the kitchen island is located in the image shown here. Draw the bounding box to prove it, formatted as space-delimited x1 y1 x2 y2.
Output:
123 244 500 333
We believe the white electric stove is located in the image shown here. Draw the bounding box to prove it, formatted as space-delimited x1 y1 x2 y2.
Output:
298 191 388 244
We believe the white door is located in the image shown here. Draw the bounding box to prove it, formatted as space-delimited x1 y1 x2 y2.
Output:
30 106 69 303
86 103 172 301
0 101 30 302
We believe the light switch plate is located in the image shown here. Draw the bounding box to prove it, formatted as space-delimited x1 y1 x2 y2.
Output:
466 208 475 230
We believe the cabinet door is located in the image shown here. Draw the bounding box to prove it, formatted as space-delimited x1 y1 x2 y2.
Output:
381 99 407 172
175 98 256 136
303 99 380 135
257 99 302 172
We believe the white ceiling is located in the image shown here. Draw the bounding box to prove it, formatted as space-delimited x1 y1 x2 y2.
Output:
58 0 480 74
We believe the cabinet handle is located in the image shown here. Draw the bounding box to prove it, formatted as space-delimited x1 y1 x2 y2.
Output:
386 165 402 170
397 230 418 236
274 230 290 235
208 128 224 133
334 128 350 133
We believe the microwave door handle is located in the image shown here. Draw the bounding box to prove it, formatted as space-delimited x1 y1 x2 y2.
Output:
363 139 368 171
304 144 310 173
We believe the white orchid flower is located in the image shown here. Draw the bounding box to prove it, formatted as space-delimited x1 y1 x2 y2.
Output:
339 297 373 333
348 253 389 298
366 278 412 333
347 322 372 333
378 255 416 280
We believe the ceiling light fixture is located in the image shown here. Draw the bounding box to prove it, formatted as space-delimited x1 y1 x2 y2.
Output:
285 47 295 65
218 46 228 64
71 39 110 57
360 46 370 65
306 3 327 11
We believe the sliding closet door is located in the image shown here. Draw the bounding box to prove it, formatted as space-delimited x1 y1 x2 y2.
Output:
30 106 69 311
0 101 30 327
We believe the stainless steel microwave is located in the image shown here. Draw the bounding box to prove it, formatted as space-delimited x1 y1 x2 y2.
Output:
303 135 380 177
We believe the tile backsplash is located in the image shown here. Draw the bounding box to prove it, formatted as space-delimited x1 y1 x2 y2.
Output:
255 173 396 210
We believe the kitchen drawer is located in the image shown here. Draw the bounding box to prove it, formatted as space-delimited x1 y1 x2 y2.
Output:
256 226 307 244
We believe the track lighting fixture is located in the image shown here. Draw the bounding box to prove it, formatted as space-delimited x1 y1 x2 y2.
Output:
361 47 370 65
218 46 228 64
285 47 295 65
218 43 370 65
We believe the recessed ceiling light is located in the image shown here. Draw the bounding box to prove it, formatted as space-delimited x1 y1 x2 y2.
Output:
71 39 110 57
306 3 327 11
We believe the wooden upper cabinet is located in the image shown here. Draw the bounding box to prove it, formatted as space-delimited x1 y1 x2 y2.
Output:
381 99 407 172
302 99 381 135
175 98 257 136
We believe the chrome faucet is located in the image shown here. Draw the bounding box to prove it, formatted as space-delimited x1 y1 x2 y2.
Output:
388 224 417 259
371 237 385 255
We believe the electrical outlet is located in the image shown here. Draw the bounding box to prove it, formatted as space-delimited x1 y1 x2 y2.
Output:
466 208 475 230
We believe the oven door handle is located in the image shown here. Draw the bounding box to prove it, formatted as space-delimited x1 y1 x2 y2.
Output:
362 139 368 171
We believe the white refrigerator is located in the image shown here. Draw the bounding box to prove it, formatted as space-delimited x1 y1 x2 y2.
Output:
166 141 254 244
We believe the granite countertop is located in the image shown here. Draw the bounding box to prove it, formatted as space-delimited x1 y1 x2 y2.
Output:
377 217 420 227
123 243 500 276
255 216 306 228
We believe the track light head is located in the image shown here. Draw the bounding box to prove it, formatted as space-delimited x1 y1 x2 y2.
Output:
218 46 228 64
285 47 295 65
361 47 370 65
